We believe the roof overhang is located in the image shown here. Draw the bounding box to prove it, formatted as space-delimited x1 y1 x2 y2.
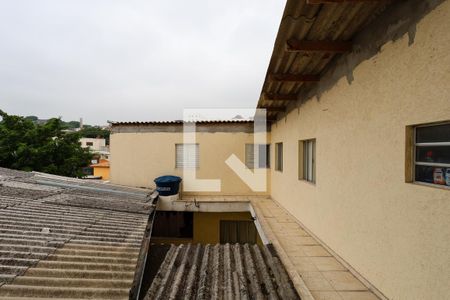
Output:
257 0 392 121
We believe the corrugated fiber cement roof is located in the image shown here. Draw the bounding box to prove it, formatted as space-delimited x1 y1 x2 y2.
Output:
0 167 153 300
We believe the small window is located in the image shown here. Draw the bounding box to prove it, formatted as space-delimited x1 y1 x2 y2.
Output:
413 122 450 187
275 142 283 171
245 144 270 168
299 139 316 183
86 142 94 146
175 144 199 168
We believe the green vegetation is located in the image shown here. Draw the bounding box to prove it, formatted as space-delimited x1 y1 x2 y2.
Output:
0 110 92 177
25 115 110 145
62 120 81 129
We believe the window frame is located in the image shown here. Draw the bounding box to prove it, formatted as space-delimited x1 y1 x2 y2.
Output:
275 142 283 172
298 139 316 184
411 121 450 189
245 143 270 169
175 143 199 169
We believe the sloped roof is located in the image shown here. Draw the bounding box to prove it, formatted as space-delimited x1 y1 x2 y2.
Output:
0 168 154 299
144 243 299 299
90 159 110 168
257 0 390 120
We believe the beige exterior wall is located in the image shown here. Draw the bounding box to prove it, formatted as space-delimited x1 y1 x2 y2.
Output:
110 130 270 195
269 4 450 300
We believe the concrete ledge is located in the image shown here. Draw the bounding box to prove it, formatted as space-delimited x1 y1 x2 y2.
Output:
251 201 315 300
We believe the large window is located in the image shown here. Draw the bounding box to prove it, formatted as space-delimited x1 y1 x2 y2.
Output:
299 139 316 183
175 144 199 168
413 122 450 187
245 144 270 169
275 142 283 172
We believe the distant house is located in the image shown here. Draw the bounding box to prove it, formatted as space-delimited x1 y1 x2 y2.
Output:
90 159 110 180
80 137 110 160
109 120 264 194
80 137 106 151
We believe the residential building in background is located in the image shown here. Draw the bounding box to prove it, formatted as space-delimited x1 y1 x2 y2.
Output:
80 137 110 160
90 159 110 180
110 120 270 194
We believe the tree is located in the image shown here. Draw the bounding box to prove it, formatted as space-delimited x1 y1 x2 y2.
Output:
0 110 92 177
62 120 80 129
25 115 38 122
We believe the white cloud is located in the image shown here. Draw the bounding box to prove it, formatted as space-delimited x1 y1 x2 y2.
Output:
0 0 283 124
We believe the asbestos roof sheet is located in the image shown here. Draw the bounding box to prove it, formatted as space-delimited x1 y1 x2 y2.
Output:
144 243 299 300
0 167 154 299
257 0 390 120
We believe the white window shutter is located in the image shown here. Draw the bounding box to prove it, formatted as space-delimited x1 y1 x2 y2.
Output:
176 144 199 168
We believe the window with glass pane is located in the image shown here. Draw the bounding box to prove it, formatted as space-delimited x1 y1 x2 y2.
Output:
275 143 283 171
300 139 316 183
414 123 450 186
245 144 270 168
175 144 199 168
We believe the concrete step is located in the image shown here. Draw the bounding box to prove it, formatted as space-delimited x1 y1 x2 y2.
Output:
0 285 129 299
10 276 132 288
24 268 135 280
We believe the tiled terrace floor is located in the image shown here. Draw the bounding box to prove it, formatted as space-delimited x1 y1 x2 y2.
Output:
251 198 380 300
181 195 381 300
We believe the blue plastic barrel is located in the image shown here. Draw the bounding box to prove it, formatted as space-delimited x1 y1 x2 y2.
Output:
154 175 182 196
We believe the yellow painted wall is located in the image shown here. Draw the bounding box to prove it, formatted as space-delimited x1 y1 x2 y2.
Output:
270 3 450 300
93 167 109 180
150 212 262 245
193 212 262 245
110 131 270 195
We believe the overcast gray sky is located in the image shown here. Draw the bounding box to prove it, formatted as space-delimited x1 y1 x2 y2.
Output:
0 0 283 125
